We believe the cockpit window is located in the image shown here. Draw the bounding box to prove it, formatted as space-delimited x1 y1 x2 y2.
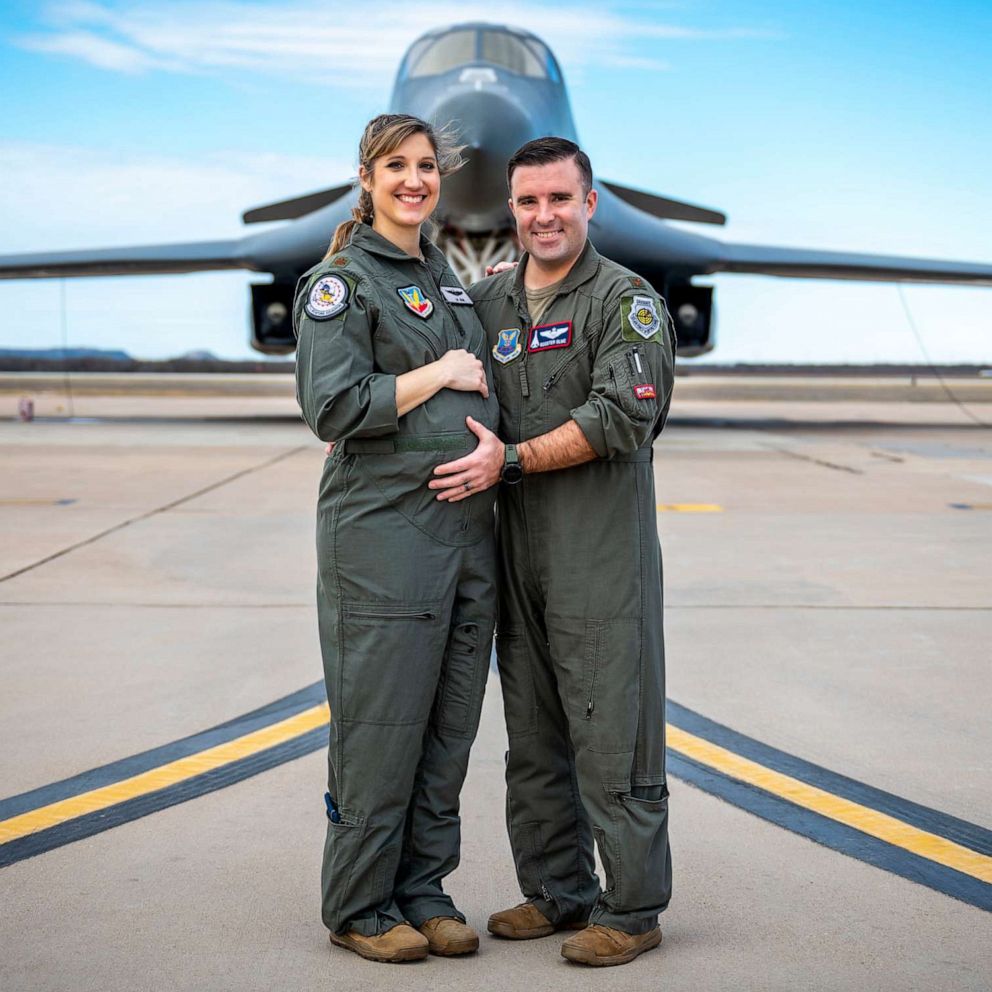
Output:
480 30 554 79
405 28 561 81
408 30 476 77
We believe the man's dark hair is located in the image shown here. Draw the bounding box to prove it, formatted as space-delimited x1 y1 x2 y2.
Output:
506 137 593 196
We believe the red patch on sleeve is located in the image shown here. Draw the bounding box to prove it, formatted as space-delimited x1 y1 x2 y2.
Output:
633 384 656 400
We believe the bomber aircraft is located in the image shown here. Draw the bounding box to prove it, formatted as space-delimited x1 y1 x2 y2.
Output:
1 22 991 357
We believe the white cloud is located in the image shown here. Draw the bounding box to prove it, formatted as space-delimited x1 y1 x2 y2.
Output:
15 1 780 84
0 141 353 250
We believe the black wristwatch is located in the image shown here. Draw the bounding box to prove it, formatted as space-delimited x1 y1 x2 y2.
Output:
501 444 524 484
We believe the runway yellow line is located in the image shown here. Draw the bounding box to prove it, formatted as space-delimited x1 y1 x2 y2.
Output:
657 503 723 512
0 703 329 845
5 701 991 891
667 725 992 884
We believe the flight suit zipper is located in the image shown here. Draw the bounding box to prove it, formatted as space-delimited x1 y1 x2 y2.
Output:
344 608 437 621
419 260 465 341
542 337 592 392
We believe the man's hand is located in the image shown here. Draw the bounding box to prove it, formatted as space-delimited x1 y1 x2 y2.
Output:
429 416 504 502
484 260 519 276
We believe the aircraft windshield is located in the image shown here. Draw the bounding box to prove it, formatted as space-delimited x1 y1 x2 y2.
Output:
406 29 558 80
480 30 554 79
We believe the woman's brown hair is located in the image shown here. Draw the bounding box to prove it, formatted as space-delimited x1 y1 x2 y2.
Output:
325 113 464 257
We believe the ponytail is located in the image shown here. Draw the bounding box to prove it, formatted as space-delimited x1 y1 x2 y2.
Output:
325 187 373 259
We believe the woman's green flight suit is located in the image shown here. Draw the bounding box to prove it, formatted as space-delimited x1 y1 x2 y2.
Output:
294 222 499 937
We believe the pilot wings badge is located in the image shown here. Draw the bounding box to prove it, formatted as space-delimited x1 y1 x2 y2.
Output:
492 328 522 365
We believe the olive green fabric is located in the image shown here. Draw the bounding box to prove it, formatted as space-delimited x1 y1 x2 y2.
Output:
295 223 500 936
471 240 676 935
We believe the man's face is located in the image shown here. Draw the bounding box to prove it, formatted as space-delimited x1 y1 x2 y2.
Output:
508 157 597 270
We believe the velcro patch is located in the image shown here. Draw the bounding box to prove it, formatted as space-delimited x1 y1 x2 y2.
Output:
620 294 664 343
493 328 522 365
305 274 350 320
397 285 433 318
441 285 473 305
527 321 572 353
634 383 656 400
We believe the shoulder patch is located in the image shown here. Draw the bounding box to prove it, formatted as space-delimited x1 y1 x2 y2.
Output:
305 274 350 320
620 294 663 343
629 276 644 288
332 256 349 267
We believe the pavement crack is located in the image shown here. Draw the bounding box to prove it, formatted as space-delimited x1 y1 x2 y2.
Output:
759 441 862 474
0 446 307 584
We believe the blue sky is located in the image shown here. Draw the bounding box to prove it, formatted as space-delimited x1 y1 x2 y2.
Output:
0 0 989 363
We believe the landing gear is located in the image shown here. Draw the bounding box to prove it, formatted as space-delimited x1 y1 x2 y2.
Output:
437 230 519 286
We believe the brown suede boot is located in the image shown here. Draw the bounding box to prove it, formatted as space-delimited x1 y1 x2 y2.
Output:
487 901 588 940
329 923 429 963
418 917 480 956
560 924 662 967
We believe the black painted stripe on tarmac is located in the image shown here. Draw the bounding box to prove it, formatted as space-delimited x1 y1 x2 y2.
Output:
1 686 990 916
667 701 992 859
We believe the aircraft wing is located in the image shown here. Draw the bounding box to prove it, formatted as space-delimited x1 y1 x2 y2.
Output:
242 183 353 224
710 242 992 286
0 240 256 280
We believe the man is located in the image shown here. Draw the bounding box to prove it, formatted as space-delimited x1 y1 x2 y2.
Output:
429 137 676 967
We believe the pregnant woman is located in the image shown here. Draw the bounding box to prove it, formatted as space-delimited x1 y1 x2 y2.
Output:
294 114 499 963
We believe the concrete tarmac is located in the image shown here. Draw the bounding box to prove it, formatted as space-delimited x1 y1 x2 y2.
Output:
1 379 990 991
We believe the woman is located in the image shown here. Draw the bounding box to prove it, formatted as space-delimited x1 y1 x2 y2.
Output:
294 114 499 963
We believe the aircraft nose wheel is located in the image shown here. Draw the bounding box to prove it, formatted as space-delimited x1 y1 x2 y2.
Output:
438 231 519 286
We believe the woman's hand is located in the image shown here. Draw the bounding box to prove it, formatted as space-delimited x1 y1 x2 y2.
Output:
438 349 489 398
485 260 519 276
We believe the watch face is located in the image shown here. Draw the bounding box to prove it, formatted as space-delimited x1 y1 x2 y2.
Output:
502 463 524 484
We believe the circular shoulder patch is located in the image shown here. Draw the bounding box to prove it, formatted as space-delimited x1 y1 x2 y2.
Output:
305 274 350 320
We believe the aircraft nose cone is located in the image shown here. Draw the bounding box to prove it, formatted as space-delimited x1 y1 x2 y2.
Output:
431 91 535 232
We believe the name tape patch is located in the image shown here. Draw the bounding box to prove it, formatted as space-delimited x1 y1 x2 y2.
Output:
528 321 572 353
305 275 349 320
634 383 657 400
441 286 473 305
397 285 433 319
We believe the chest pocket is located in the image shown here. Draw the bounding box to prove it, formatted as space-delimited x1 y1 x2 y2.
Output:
541 322 599 421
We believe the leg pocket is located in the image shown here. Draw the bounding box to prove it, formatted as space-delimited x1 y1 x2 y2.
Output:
340 601 445 725
436 621 488 737
573 618 640 754
320 810 369 933
608 789 671 914
495 627 539 739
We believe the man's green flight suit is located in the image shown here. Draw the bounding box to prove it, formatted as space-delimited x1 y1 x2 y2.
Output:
471 241 676 935
294 223 499 937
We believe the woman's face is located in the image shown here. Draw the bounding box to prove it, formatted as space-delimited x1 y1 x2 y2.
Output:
362 132 440 236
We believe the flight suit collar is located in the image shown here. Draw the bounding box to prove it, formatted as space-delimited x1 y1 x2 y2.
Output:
510 240 602 311
349 222 447 279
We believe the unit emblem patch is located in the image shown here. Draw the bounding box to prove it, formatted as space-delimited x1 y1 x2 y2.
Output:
633 383 657 400
305 275 349 320
625 295 661 338
441 286 473 305
397 285 433 318
527 321 573 353
493 328 522 365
